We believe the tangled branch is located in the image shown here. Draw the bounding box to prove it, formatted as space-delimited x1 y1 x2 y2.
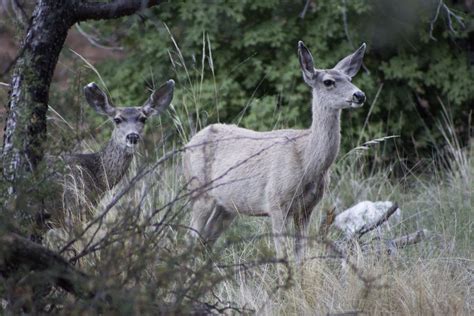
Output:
430 0 465 40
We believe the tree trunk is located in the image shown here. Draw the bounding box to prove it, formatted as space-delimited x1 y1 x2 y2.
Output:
2 0 75 196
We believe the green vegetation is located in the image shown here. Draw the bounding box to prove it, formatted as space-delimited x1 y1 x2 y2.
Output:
74 0 474 161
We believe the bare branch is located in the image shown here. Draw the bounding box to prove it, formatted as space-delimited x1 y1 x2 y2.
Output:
339 0 370 74
340 0 354 48
299 0 313 19
360 229 429 256
76 0 163 21
429 0 465 40
430 0 445 40
75 24 123 51
0 233 95 299
443 3 465 32
357 203 399 238
11 0 28 28
392 229 429 249
1 0 29 28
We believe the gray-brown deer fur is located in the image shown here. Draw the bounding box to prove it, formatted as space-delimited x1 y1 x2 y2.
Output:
183 42 366 263
51 80 174 224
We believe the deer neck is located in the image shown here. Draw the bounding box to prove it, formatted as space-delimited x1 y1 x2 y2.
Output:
302 89 341 180
97 139 134 190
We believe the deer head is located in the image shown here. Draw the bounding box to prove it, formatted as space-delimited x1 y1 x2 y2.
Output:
84 80 175 153
298 41 366 109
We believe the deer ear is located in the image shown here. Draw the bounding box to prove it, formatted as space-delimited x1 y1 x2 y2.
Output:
142 80 175 117
298 41 316 82
334 43 366 77
84 82 116 116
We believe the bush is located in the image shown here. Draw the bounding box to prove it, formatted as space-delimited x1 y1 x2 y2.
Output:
74 0 474 162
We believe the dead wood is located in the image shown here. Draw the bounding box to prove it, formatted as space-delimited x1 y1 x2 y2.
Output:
357 203 399 238
0 233 95 299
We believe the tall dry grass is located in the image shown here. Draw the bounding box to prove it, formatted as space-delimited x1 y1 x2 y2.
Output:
36 33 473 314
214 143 472 315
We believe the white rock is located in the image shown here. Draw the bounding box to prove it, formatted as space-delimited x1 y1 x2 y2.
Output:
334 201 401 239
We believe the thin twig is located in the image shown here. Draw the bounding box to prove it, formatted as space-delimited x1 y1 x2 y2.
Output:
340 0 370 74
357 203 399 238
76 0 163 21
299 0 313 19
341 0 354 49
429 0 465 40
75 24 123 51
10 0 28 28
392 229 429 248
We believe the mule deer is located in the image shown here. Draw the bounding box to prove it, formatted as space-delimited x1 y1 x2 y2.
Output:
183 42 366 263
48 80 175 226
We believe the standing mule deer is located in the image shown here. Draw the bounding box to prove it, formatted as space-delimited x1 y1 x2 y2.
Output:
183 42 366 263
47 80 175 226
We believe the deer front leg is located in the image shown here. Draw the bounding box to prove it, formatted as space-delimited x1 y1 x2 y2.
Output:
270 207 288 260
294 179 325 265
293 208 312 265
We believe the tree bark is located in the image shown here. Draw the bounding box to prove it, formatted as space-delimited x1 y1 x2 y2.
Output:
2 0 75 189
0 233 95 299
76 0 162 21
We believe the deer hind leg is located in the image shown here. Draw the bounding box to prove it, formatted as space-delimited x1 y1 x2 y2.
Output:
188 196 217 244
201 204 235 247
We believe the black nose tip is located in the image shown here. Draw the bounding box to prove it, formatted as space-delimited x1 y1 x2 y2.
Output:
353 91 366 104
126 133 140 144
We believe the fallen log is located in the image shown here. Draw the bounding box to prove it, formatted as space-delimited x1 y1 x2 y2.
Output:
392 229 429 248
0 233 95 299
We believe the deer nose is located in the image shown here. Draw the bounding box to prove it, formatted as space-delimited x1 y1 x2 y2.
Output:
126 133 140 144
353 91 366 104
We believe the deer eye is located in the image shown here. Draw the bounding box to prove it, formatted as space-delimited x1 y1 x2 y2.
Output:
323 79 335 87
113 117 122 124
138 116 147 123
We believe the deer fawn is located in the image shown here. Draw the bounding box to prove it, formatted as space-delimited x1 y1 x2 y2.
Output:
47 80 174 227
183 42 366 264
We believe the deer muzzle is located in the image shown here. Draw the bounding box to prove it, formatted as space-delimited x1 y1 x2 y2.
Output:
126 133 140 145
